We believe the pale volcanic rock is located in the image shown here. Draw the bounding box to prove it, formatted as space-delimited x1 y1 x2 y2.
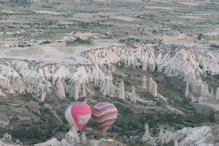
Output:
110 82 116 97
141 124 152 142
157 94 167 102
201 84 206 97
0 74 12 92
2 133 12 141
148 77 158 98
73 82 79 100
174 140 178 146
216 87 219 100
65 127 80 144
130 86 137 103
40 87 46 102
211 87 214 99
185 82 189 97
2 61 112 101
204 82 210 97
52 65 70 85
152 81 158 97
81 83 86 97
0 114 9 128
34 138 61 146
142 124 217 146
56 79 66 99
81 132 87 144
142 75 147 89
60 139 68 146
1 44 219 101
191 94 195 102
118 81 125 100
192 82 198 95
149 77 153 92
84 45 219 83
142 61 147 71
0 64 25 94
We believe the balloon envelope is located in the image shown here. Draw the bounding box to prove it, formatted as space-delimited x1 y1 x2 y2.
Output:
92 102 118 132
65 102 91 131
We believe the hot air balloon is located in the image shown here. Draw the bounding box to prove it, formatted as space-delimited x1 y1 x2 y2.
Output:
64 102 91 131
92 102 118 133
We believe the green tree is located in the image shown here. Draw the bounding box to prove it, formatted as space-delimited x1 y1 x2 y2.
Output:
197 34 204 40
209 110 216 122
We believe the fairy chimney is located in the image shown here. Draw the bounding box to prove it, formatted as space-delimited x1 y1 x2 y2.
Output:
130 86 137 103
118 81 125 99
185 82 189 97
82 83 86 97
211 87 214 99
152 81 158 97
142 75 147 89
142 61 147 71
149 77 153 92
216 87 219 100
74 82 79 100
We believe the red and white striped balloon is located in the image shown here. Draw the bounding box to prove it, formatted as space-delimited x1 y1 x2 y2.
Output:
64 102 91 131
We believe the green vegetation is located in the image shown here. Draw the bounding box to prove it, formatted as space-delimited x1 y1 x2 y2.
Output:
11 117 68 144
21 93 33 102
197 33 204 40
41 4 55 9
66 38 91 45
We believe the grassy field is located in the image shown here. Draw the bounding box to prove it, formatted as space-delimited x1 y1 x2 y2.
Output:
0 0 218 46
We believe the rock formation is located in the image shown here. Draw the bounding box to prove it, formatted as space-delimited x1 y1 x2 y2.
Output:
0 114 9 128
34 138 61 146
211 87 214 99
149 77 153 92
216 87 219 100
2 133 12 141
141 124 152 142
40 86 46 102
148 77 158 97
65 127 80 144
142 61 147 71
110 82 115 97
174 140 178 146
73 82 79 100
82 83 86 97
191 95 195 102
0 128 125 146
0 44 219 101
152 81 158 97
0 133 22 146
204 83 209 97
130 86 137 103
185 82 189 97
56 79 66 99
201 84 206 97
118 81 125 100
141 124 219 146
142 75 147 89
81 132 87 144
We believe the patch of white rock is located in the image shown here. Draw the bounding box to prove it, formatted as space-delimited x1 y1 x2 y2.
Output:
0 128 125 146
142 124 219 146
0 44 219 102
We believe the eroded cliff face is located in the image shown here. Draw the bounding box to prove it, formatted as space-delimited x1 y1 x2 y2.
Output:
142 124 219 146
84 45 219 83
0 60 112 101
0 45 219 101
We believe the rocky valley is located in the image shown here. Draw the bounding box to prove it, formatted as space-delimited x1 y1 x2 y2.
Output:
0 0 219 145
0 44 219 146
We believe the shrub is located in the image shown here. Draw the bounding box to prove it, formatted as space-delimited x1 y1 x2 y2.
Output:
66 38 91 45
